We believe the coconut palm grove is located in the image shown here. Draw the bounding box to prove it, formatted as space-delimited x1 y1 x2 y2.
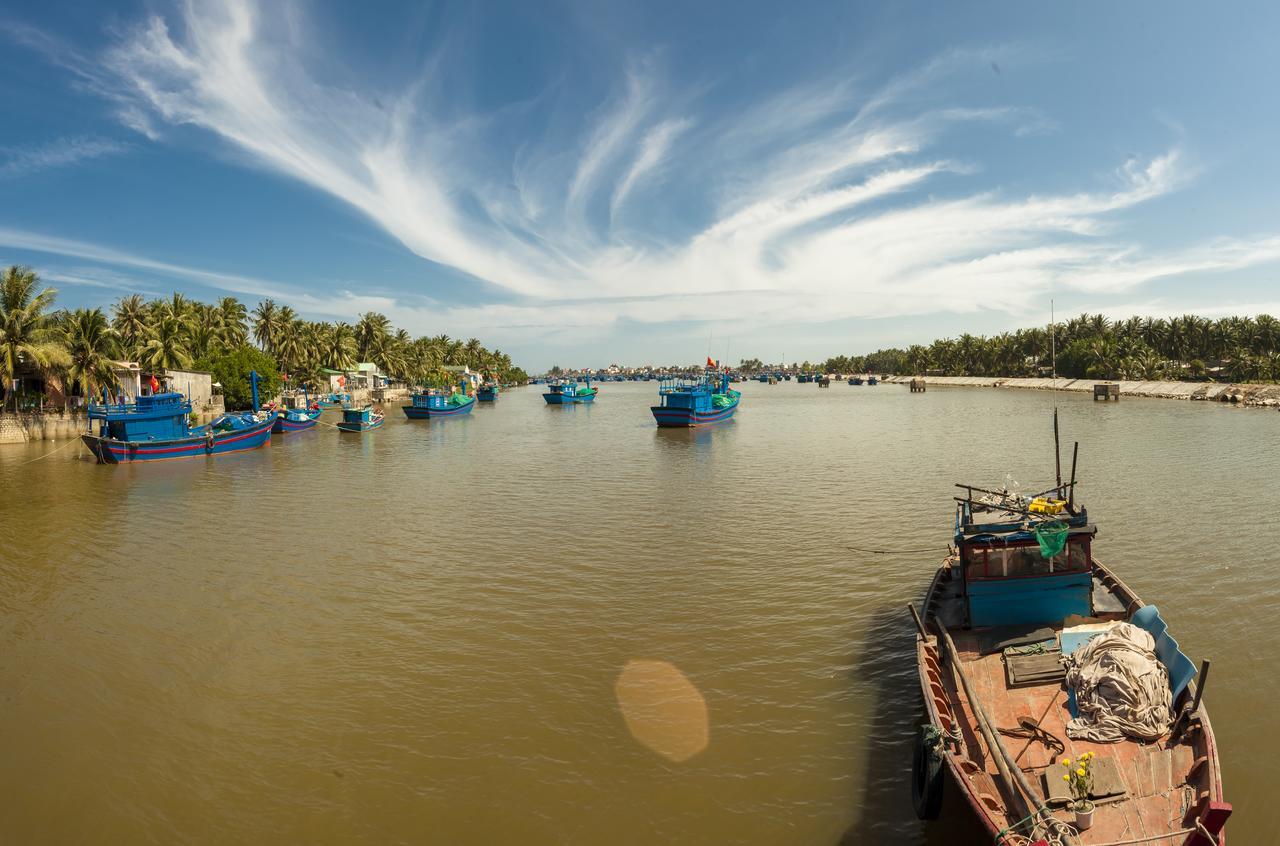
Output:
0 265 528 410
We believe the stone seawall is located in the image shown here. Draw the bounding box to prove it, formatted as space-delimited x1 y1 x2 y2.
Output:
880 376 1280 407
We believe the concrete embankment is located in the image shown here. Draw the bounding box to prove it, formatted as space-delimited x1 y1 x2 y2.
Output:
880 376 1280 407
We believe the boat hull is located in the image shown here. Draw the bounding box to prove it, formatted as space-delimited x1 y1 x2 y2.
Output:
650 399 738 427
272 410 321 433
81 416 275 464
403 398 475 418
914 556 1229 844
543 392 595 404
477 388 497 402
336 417 384 433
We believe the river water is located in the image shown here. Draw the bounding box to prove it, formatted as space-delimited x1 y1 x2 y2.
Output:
1 381 1275 845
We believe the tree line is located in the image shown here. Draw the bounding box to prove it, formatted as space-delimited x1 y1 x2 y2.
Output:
0 265 529 409
810 313 1280 382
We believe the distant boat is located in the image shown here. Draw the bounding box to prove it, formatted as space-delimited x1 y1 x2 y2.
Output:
318 392 350 409
868 375 879 385
82 392 274 463
651 370 740 427
798 373 813 383
336 405 384 432
849 376 864 385
818 376 831 387
477 383 499 402
543 379 598 404
403 390 477 418
273 406 322 433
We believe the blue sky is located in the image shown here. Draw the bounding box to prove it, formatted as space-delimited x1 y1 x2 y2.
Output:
3 0 1280 370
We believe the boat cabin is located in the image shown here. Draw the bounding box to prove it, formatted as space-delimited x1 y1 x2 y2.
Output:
656 373 730 413
954 498 1097 628
88 392 193 441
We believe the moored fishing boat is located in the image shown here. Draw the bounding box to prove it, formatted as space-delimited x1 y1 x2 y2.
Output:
403 390 476 418
909 442 1229 844
336 405 384 432
543 379 597 404
318 392 350 409
651 369 740 427
868 375 879 385
477 383 499 402
82 392 274 463
272 406 322 433
849 376 864 385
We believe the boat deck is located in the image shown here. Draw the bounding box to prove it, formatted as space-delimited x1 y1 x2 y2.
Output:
927 566 1218 843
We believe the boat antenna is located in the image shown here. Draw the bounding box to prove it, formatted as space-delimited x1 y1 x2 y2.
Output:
1068 441 1079 509
1053 407 1062 490
1050 298 1056 385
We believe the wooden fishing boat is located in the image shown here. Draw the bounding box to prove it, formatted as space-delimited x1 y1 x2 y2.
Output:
868 375 879 385
336 405 384 433
543 380 597 405
910 460 1229 844
651 370 740 427
476 383 499 402
82 392 274 463
272 406 322 433
849 376 864 385
403 391 476 418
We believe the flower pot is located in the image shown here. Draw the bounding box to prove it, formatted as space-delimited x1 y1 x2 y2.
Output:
1073 800 1095 831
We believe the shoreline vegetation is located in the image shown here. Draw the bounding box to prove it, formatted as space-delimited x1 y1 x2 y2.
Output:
0 265 529 412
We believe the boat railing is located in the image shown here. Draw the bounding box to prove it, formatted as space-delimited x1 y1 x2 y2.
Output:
87 398 194 418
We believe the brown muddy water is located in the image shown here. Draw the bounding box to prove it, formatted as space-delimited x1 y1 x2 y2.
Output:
1 381 1276 844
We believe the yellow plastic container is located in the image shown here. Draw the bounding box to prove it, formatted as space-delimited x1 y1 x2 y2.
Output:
1029 497 1067 515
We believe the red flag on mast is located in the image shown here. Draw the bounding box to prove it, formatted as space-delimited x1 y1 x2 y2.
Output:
706 356 716 368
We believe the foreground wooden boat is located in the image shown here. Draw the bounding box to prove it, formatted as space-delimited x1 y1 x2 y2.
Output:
911 475 1229 844
82 392 273 463
336 405 384 433
403 391 476 418
651 370 740 427
272 406 322 433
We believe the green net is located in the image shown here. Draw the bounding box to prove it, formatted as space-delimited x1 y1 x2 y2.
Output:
448 392 469 405
1034 520 1069 559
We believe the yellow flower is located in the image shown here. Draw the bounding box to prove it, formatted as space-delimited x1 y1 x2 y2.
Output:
1062 774 1070 782
1077 768 1086 777
1061 758 1071 767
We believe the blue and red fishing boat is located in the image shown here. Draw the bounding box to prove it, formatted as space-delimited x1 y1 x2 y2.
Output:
403 390 476 418
650 370 740 427
909 422 1229 844
543 379 597 405
82 392 274 463
336 405 384 433
273 406 322 433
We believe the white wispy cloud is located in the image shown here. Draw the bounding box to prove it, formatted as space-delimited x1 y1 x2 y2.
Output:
8 1 1280 343
0 136 129 179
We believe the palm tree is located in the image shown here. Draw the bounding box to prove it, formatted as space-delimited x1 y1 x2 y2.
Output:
0 266 70 411
112 293 149 359
326 323 358 371
252 299 281 354
217 297 248 348
62 308 120 401
139 316 193 371
275 312 302 373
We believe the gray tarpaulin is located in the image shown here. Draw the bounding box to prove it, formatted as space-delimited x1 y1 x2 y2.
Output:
1065 622 1173 743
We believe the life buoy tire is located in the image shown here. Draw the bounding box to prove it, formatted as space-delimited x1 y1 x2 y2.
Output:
912 725 945 820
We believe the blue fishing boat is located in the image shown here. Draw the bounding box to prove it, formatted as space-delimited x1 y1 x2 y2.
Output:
543 379 598 404
848 376 864 385
336 405 384 432
318 392 350 409
798 373 813 383
651 371 740 427
868 376 879 385
477 383 499 402
273 406 322 433
82 392 274 463
403 390 477 418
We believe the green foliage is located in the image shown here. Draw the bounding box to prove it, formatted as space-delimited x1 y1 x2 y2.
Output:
195 345 281 410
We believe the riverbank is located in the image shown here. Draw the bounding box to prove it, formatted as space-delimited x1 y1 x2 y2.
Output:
880 375 1280 407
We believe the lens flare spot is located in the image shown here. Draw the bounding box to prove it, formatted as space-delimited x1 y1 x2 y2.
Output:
614 659 709 762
